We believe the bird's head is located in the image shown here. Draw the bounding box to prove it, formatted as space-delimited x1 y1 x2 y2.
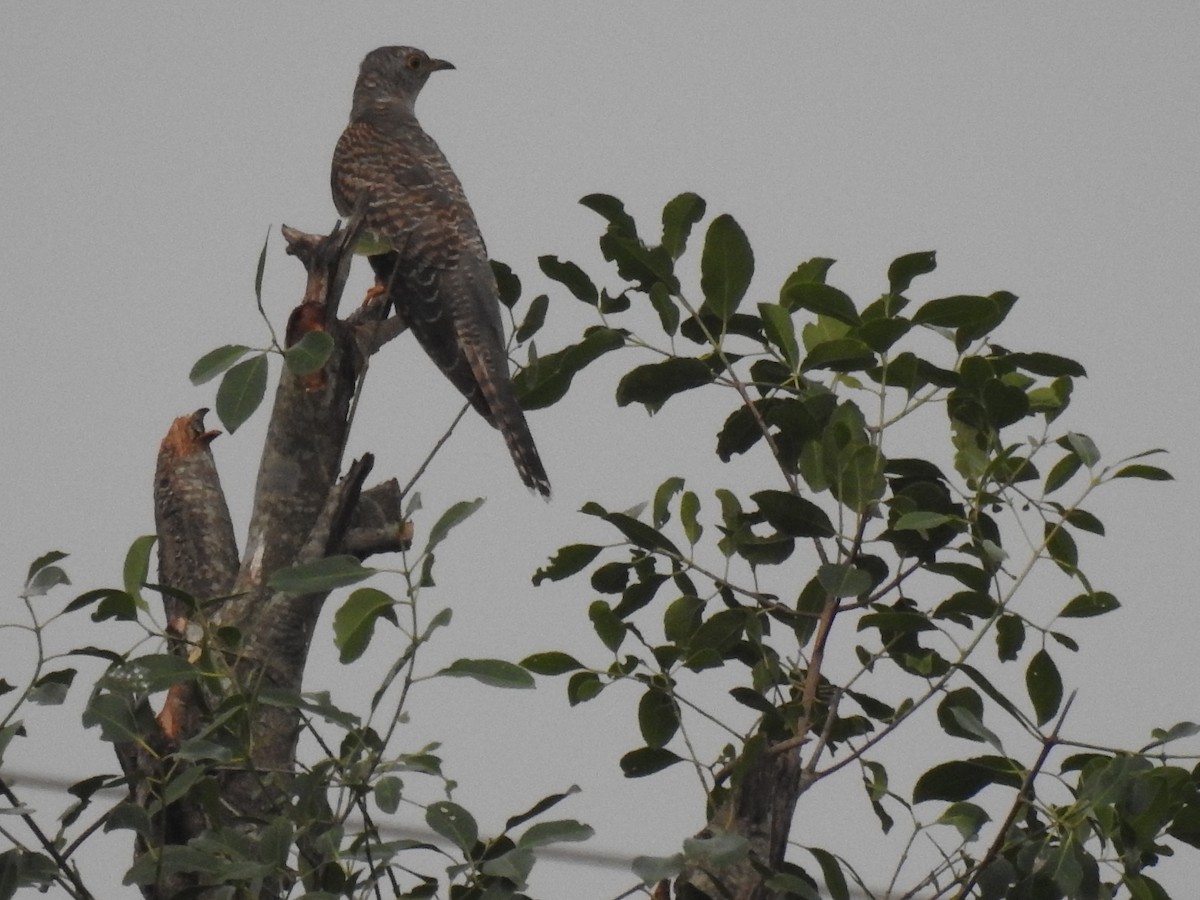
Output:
351 46 456 121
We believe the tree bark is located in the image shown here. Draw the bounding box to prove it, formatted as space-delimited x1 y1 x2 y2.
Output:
129 220 410 898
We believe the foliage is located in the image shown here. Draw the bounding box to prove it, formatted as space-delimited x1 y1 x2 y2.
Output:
512 193 1194 897
2 192 1196 900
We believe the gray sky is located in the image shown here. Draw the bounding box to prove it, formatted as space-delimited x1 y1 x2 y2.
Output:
3 4 1199 897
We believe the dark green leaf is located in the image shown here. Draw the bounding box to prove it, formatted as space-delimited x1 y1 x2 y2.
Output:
513 326 625 409
28 668 76 706
806 846 850 900
620 746 683 778
751 490 835 538
27 550 69 585
660 192 706 259
779 257 836 294
122 535 156 610
426 497 484 552
1045 453 1082 493
268 555 375 594
616 357 714 414
491 259 521 308
801 338 875 372
533 544 603 585
887 251 937 294
1026 649 1062 726
783 282 860 325
938 802 990 841
332 588 397 664
190 344 254 386
518 819 594 849
913 756 1023 802
937 688 986 742
588 601 626 653
425 801 478 852
583 502 682 555
23 564 70 599
1004 351 1086 377
699 213 754 322
515 293 549 343
1059 591 1119 618
648 282 680 336
638 688 679 748
817 564 873 599
538 255 598 304
579 193 639 238
216 353 269 433
995 614 1025 662
1063 507 1104 535
520 652 584 676
503 785 581 831
439 658 534 689
567 671 603 705
1112 464 1173 481
1066 431 1100 468
1044 523 1078 573
284 330 334 376
680 491 702 545
759 302 800 368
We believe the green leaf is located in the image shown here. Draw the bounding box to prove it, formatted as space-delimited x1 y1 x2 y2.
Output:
632 853 684 885
752 490 835 538
893 511 956 532
801 337 875 372
1112 464 1173 481
1044 523 1078 573
652 476 685 528
680 491 702 545
27 550 69 585
28 668 77 706
616 358 714 413
1026 649 1062 726
648 281 680 336
190 344 254 385
887 251 937 295
759 302 800 368
583 502 682 555
23 563 70 599
660 192 706 259
620 746 683 778
937 802 990 841
638 688 679 748
1045 452 1082 493
699 213 754 322
1066 431 1100 468
513 326 626 409
426 498 484 553
122 535 157 611
332 588 397 664
518 819 594 849
579 192 639 238
533 544 603 586
504 785 581 831
1059 591 1119 618
817 564 873 599
439 658 534 689
216 353 269 433
937 688 986 742
588 601 626 653
567 671 603 705
268 555 376 594
995 613 1025 661
491 259 522 308
783 282 861 325
520 652 584 676
806 846 850 900
515 293 549 343
284 330 334 376
538 256 598 304
913 756 1023 802
425 801 478 852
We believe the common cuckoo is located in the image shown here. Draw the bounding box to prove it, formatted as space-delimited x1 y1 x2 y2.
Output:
331 46 551 497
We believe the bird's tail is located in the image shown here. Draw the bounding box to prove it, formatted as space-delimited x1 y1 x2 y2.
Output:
463 342 551 498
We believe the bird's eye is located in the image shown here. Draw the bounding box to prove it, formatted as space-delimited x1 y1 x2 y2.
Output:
406 54 423 71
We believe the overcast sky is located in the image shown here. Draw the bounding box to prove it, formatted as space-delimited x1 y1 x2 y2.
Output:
3 5 1198 897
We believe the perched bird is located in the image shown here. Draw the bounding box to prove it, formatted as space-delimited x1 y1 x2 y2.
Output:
331 46 551 497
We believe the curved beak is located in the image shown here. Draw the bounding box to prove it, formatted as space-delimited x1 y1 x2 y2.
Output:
430 57 456 73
